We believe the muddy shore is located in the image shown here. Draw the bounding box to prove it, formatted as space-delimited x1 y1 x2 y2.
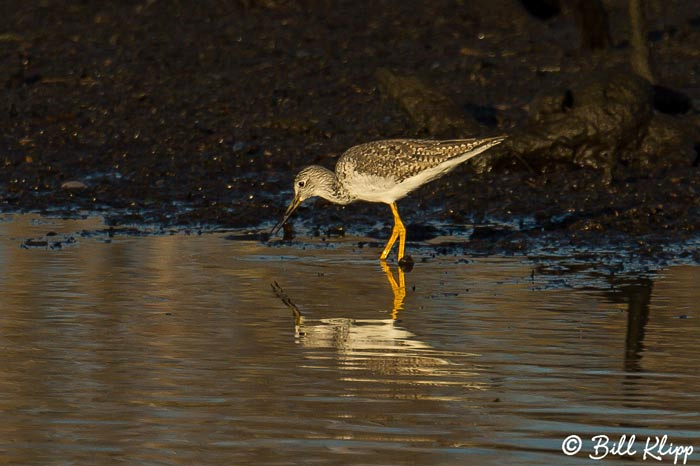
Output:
2 1 699 259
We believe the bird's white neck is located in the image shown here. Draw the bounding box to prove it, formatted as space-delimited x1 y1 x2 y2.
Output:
312 167 355 205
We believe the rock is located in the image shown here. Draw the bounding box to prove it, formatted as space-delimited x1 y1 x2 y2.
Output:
628 114 697 178
398 255 414 271
375 68 483 138
504 68 654 181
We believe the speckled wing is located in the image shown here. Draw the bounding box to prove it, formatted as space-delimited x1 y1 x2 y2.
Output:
336 137 504 182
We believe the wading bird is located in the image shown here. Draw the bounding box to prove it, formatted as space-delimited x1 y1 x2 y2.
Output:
271 136 506 263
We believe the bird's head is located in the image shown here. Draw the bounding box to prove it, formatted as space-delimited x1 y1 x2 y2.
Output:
270 166 335 235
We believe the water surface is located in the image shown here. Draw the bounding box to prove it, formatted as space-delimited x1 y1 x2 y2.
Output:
0 214 698 464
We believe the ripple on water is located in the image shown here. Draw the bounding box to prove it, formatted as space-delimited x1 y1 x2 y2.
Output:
0 214 698 464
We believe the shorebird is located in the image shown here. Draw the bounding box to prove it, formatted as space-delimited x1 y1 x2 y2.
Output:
271 136 506 263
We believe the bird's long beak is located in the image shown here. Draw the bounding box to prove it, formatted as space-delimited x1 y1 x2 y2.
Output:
270 193 301 236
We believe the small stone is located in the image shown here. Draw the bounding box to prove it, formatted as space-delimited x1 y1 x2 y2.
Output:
399 255 415 272
61 180 87 189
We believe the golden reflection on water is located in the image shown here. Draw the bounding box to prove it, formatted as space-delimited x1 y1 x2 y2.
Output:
271 265 479 390
0 214 698 464
381 261 406 319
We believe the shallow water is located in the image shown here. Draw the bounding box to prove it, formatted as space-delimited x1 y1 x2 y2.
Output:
0 214 698 464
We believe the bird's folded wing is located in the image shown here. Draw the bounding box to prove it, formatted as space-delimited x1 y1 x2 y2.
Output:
338 138 502 182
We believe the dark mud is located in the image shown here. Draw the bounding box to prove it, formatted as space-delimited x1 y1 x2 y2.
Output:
2 1 699 259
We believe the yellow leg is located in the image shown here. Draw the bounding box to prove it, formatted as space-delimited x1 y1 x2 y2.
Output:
396 212 406 262
380 261 406 319
380 224 399 261
380 203 406 261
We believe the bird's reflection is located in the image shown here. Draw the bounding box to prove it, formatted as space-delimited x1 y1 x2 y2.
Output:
272 262 408 330
289 265 434 353
270 281 304 328
380 261 406 319
271 268 463 387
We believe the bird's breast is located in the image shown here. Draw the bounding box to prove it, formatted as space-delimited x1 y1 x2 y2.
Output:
342 172 400 202
342 172 425 204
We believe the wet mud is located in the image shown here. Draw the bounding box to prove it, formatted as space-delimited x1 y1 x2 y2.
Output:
2 1 699 260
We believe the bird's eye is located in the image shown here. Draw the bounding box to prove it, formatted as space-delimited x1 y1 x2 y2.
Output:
297 181 305 188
